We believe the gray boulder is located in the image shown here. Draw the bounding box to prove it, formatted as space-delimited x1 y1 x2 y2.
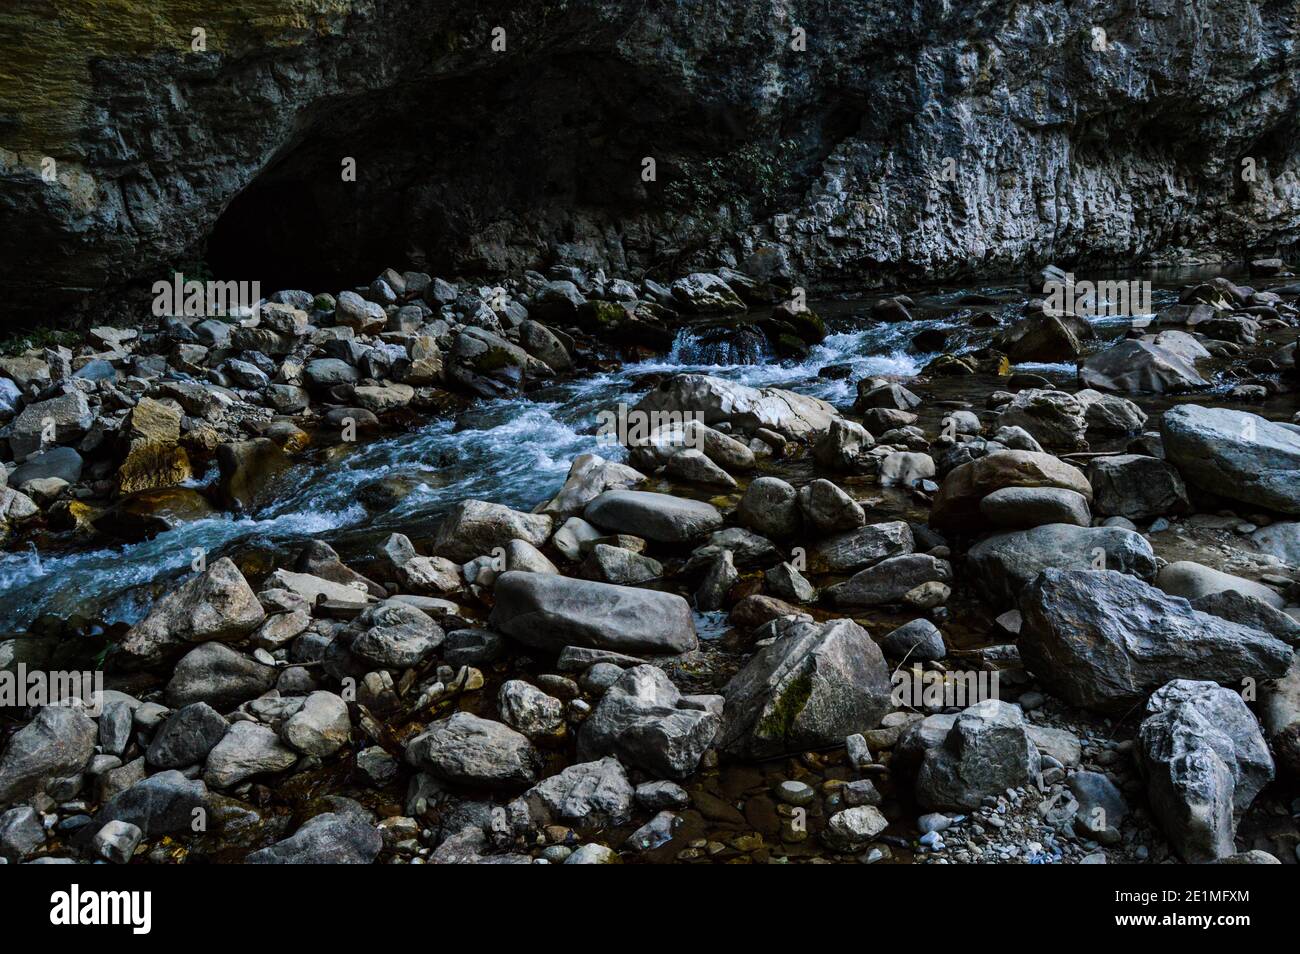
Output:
1086 454 1189 519
433 499 552 562
121 557 265 662
350 599 444 668
809 520 913 574
406 712 542 790
1161 405 1300 514
897 700 1041 810
0 704 97 803
1156 560 1284 608
1080 338 1209 393
1138 680 1274 862
96 770 208 837
738 476 801 539
165 642 277 711
966 523 1156 606
490 570 697 654
509 757 634 832
978 486 1091 529
583 489 722 543
880 619 946 660
203 721 298 788
1018 569 1293 713
578 666 719 779
145 702 228 769
717 617 892 758
246 812 382 864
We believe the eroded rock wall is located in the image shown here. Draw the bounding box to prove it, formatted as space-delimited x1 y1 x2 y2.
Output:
2 0 1299 323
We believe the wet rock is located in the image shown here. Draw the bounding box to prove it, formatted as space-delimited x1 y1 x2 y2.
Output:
204 721 298 788
1080 338 1209 393
967 523 1156 606
718 617 892 758
510 756 633 832
626 417 755 473
856 378 921 412
553 516 602 561
349 599 445 668
1155 561 1284 608
433 499 553 562
97 770 208 837
978 486 1091 529
491 570 697 654
695 550 738 611
246 812 382 864
1138 680 1274 862
684 527 782 573
498 680 566 740
898 700 1041 811
1161 404 1300 514
146 702 228 769
664 448 737 488
519 318 572 372
827 554 952 607
738 476 801 539
538 454 645 519
634 373 839 441
165 642 277 711
406 712 542 790
671 272 745 313
578 666 719 779
121 557 265 662
1018 569 1292 713
930 450 1092 533
0 704 97 803
216 438 291 511
995 312 1094 363
443 628 507 667
281 691 351 756
584 489 722 543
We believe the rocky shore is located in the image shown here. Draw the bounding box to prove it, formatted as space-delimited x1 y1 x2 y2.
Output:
2 263 1300 865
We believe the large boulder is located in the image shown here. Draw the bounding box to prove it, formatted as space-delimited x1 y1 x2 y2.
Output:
1018 569 1293 713
120 557 265 662
406 712 542 790
966 523 1157 606
737 477 801 539
1138 680 1274 862
1161 405 1300 514
433 499 553 562
1260 657 1300 778
930 450 1092 533
577 666 719 779
994 312 1095 363
348 599 445 668
896 700 1041 810
808 521 913 573
0 705 97 804
1079 338 1209 393
95 770 209 837
202 721 298 788
978 486 1091 529
583 489 722 543
632 373 839 441
717 617 892 758
490 571 697 654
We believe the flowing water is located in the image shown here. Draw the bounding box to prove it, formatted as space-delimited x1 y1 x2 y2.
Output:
0 277 1221 633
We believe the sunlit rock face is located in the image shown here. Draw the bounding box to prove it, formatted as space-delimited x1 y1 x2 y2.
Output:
3 0 1299 322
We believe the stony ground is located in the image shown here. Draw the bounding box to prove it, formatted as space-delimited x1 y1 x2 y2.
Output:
1 264 1298 865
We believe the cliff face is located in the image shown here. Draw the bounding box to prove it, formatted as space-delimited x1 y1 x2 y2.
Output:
3 0 1299 323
